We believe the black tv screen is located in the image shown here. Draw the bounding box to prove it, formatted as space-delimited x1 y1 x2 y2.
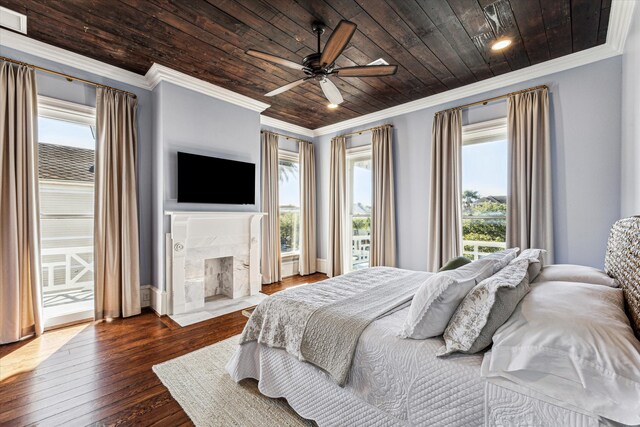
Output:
177 152 255 204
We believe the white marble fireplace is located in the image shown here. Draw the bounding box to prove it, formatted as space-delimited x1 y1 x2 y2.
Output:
165 211 266 317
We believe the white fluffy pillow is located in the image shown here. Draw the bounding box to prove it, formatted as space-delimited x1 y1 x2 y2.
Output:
481 281 640 425
534 264 618 287
400 249 519 340
438 258 532 356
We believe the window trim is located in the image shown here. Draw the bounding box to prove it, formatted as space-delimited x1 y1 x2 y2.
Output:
278 149 300 257
462 117 507 146
38 96 96 126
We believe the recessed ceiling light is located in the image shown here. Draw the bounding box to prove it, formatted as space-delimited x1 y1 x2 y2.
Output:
327 103 339 109
491 38 512 51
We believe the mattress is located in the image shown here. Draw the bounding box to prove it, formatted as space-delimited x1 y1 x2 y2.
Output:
227 307 605 426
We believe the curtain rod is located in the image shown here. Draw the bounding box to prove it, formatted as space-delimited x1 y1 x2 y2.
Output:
339 123 393 138
0 55 137 98
436 85 548 115
261 130 310 144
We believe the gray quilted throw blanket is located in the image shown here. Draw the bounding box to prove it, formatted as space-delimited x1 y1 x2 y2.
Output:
240 267 431 385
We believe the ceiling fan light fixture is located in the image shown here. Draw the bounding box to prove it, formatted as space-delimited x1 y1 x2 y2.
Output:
491 38 512 51
327 103 339 109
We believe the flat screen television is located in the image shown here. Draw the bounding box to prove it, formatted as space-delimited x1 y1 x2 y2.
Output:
177 152 255 204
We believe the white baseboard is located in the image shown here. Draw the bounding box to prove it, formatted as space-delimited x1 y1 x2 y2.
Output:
316 258 327 274
141 284 168 316
282 257 300 278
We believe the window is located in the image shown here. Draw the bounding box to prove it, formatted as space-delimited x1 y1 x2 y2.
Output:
38 97 96 328
461 118 508 260
278 150 300 256
347 147 372 271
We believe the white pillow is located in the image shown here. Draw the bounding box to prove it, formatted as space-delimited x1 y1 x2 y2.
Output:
481 281 640 425
400 248 520 340
399 270 482 339
534 264 618 287
438 258 532 356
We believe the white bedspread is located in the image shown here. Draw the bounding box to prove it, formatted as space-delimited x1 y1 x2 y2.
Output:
230 307 486 425
228 306 605 426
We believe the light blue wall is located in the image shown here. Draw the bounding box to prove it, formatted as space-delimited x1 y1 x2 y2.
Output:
0 46 154 286
622 5 640 217
315 57 623 269
152 81 262 290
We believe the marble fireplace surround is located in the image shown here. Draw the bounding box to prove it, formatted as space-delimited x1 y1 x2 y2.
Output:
165 211 266 315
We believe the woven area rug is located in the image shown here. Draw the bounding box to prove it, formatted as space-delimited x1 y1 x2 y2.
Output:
153 335 314 426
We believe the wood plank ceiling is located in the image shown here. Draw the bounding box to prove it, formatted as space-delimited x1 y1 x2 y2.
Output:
3 0 610 129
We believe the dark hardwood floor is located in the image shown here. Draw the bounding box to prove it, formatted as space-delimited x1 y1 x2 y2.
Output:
0 273 327 427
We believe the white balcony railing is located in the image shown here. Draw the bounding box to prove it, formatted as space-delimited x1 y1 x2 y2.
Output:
463 240 507 260
41 245 94 292
352 234 370 269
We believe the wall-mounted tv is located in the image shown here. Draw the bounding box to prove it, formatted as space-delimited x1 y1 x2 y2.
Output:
177 152 255 205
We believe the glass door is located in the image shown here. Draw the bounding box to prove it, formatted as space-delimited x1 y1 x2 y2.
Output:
38 113 96 328
347 148 372 272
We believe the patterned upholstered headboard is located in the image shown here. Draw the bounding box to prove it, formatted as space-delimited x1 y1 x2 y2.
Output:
605 216 640 338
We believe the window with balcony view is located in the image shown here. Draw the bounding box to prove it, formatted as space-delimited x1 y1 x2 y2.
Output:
462 119 508 260
279 152 300 255
38 109 96 327
347 148 372 271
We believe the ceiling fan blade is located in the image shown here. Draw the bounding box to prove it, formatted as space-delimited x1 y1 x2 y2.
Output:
335 64 398 77
320 20 357 67
246 49 304 71
319 78 344 105
265 78 308 97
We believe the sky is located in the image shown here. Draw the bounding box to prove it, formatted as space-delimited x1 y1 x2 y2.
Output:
279 163 300 206
462 139 508 197
38 117 95 149
352 161 371 207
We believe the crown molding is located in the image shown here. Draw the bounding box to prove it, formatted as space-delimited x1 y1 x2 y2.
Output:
606 0 637 53
1 0 634 132
312 0 632 137
259 115 315 138
313 44 619 136
145 63 270 113
0 29 150 90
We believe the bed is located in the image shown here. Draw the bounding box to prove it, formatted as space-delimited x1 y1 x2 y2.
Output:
227 217 640 426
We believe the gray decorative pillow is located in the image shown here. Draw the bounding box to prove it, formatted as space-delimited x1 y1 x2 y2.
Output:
517 248 547 282
437 257 532 356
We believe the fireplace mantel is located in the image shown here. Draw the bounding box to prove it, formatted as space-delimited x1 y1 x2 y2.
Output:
165 211 266 315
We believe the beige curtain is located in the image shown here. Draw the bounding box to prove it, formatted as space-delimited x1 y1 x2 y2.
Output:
507 88 554 263
261 131 281 284
0 62 43 344
427 110 463 272
371 126 396 267
328 136 347 277
298 140 317 275
94 88 141 320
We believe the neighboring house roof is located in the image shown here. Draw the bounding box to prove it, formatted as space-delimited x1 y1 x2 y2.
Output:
353 202 371 215
38 143 94 182
475 195 507 204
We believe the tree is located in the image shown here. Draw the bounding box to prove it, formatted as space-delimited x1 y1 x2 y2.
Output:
278 160 297 183
462 190 480 214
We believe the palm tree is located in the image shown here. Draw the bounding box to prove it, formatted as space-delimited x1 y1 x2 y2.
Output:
278 160 298 182
462 190 480 215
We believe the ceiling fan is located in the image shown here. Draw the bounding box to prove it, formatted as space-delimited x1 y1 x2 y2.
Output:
246 20 398 107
